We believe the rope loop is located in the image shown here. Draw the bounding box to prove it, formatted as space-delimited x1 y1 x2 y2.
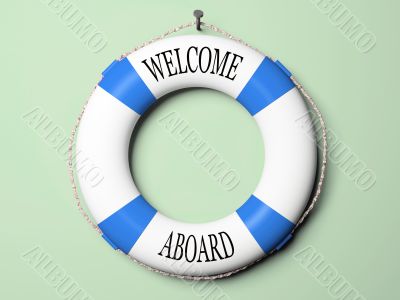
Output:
68 21 327 280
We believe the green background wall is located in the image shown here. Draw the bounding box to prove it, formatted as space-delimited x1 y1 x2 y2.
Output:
2 0 398 299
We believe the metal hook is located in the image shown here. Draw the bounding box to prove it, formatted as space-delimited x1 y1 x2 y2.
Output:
193 10 204 31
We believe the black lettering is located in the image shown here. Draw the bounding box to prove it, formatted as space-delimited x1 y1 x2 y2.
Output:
218 231 234 258
174 48 188 74
172 233 185 260
197 236 211 262
142 47 242 82
185 235 197 262
210 49 231 76
199 47 212 73
187 46 198 72
208 234 224 261
161 50 178 77
225 53 244 80
158 231 235 262
141 54 164 81
157 231 173 258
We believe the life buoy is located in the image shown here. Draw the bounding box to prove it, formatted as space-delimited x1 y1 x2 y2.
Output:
76 35 317 277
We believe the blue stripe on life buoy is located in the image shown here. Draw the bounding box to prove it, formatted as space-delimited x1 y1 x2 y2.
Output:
236 58 294 116
98 195 157 253
236 195 294 253
99 58 156 115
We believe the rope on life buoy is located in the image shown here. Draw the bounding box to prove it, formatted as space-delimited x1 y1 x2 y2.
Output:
67 17 327 280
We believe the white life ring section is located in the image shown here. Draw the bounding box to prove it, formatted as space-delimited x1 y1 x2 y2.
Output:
76 35 317 277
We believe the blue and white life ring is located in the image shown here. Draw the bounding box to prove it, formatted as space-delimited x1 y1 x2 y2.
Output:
76 35 317 277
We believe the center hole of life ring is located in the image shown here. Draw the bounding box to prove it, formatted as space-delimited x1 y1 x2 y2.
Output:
129 88 265 223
